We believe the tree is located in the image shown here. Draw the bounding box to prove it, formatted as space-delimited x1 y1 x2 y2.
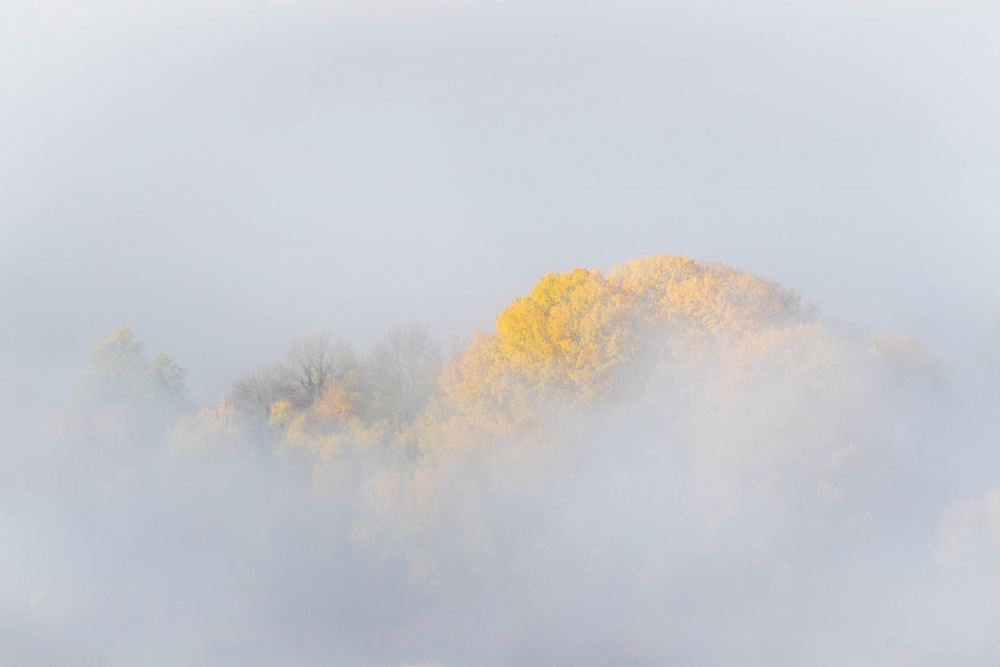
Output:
149 353 187 395
284 332 357 407
80 325 145 400
493 267 632 401
366 323 442 424
232 362 292 420
445 256 812 419
75 325 186 405
605 255 806 334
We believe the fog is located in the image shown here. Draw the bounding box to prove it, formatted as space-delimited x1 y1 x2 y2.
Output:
2 1 1000 665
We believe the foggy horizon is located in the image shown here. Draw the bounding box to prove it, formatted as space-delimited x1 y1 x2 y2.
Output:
2 1 1000 665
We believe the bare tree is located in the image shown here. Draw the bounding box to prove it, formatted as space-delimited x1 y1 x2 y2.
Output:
365 323 442 424
232 362 292 420
284 332 357 407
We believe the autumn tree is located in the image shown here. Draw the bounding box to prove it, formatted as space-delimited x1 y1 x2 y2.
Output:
605 255 806 335
167 395 249 470
445 255 810 420
495 267 632 398
445 268 633 419
75 325 186 405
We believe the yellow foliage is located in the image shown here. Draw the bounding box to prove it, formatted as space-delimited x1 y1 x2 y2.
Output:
494 267 632 400
278 412 343 463
445 267 634 416
267 400 292 427
606 255 803 334
312 380 361 423
212 394 235 433
444 331 537 423
167 396 246 471
446 255 806 418
605 254 701 319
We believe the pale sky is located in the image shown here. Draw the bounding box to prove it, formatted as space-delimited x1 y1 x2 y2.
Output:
3 0 999 402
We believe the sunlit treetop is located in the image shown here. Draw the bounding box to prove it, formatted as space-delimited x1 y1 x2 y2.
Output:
446 254 811 418
606 255 807 334
494 267 632 401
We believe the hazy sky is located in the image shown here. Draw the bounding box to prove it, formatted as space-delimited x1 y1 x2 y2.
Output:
3 0 999 402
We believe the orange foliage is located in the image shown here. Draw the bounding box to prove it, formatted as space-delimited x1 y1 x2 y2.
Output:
312 380 361 424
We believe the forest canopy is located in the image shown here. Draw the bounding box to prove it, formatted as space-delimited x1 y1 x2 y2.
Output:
9 254 937 489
